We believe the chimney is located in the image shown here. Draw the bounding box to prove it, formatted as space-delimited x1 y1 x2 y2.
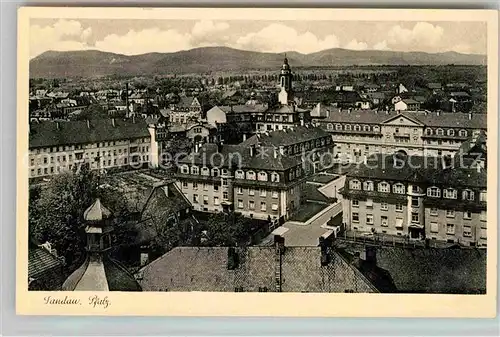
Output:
112 118 115 127
436 111 440 117
468 113 472 120
86 119 90 129
217 141 223 152
476 164 481 173
242 133 247 142
249 144 255 157
300 118 304 126
227 247 239 270
194 143 199 153
56 121 60 130
363 156 368 165
273 147 278 158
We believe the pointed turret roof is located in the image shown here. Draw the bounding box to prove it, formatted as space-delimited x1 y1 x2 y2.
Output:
83 198 111 222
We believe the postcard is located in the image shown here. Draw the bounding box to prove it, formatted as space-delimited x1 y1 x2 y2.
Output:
17 7 498 317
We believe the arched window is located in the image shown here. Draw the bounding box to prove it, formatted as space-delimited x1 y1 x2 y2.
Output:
271 172 280 182
479 190 487 202
462 189 475 201
443 188 457 199
246 171 256 180
349 179 361 190
235 170 244 179
447 129 455 137
181 165 189 174
327 123 333 130
363 181 374 191
221 168 229 176
427 186 441 198
393 183 405 194
459 129 467 137
335 124 342 130
354 124 361 131
345 124 352 131
363 125 370 132
426 128 433 136
258 171 268 181
436 128 444 136
191 166 199 175
378 182 390 193
373 126 380 132
212 168 219 177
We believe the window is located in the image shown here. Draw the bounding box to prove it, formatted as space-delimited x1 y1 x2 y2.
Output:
272 191 278 199
335 124 342 130
181 165 189 173
479 190 487 202
446 224 455 235
437 128 444 136
246 171 256 180
349 180 361 190
480 227 487 238
364 125 370 132
249 189 255 196
271 173 280 182
430 222 439 233
212 168 219 177
193 194 198 203
223 192 228 200
444 188 457 199
462 189 475 201
464 211 472 219
182 181 188 189
249 200 255 209
214 184 219 192
427 186 441 198
395 218 403 228
354 124 361 131
203 195 209 205
214 196 220 205
411 196 419 207
446 209 455 218
411 185 422 193
260 202 267 211
430 208 438 216
374 126 380 132
345 124 352 131
352 212 359 222
352 200 359 207
380 202 388 211
381 216 388 227
463 226 472 237
260 189 267 197
203 184 209 191
327 123 333 130
237 187 243 194
366 214 374 225
366 199 373 208
480 210 486 221
363 181 374 191
222 179 228 186
395 204 403 212
237 199 244 209
411 213 419 223
201 167 209 175
258 172 267 181
235 170 245 179
272 203 278 211
378 182 390 193
393 183 405 194
193 182 198 190
459 129 467 137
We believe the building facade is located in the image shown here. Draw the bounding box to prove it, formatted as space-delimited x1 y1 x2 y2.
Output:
29 118 151 179
312 109 486 161
340 136 487 247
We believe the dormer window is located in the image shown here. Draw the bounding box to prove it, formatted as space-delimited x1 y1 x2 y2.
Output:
427 186 441 198
462 189 475 201
345 124 352 131
235 170 244 179
271 172 280 182
459 129 467 137
201 167 209 176
443 188 457 199
349 180 361 190
393 183 405 194
436 128 444 136
246 171 256 180
447 129 455 137
373 126 380 132
212 168 219 177
426 129 433 136
258 171 268 181
363 125 370 132
378 182 390 193
327 123 333 130
335 124 342 130
363 181 374 191
191 166 199 175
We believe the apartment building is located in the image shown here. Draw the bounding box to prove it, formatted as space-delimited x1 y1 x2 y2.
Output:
340 132 487 247
174 142 306 222
167 96 203 124
28 118 151 179
241 125 334 175
312 109 486 161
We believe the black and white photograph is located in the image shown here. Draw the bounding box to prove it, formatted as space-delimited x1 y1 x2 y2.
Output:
17 7 498 317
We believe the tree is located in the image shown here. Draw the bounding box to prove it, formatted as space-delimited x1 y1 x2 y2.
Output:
29 165 131 272
204 212 253 246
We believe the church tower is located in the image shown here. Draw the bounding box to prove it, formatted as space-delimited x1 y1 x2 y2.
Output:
278 55 293 105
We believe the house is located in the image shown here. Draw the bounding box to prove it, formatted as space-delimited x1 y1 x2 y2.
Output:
394 99 420 111
28 239 65 290
427 83 442 91
363 84 380 93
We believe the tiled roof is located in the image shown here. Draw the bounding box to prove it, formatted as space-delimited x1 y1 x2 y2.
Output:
138 246 378 293
178 143 302 171
218 104 269 113
242 125 330 147
28 242 64 280
29 119 150 149
315 110 487 129
346 153 486 188
141 183 191 223
84 198 112 222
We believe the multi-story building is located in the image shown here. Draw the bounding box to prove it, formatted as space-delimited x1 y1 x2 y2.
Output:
241 125 334 175
28 118 151 179
167 96 203 124
340 132 487 247
312 109 486 161
174 142 306 222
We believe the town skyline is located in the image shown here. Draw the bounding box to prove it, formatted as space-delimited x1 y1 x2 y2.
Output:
30 19 487 58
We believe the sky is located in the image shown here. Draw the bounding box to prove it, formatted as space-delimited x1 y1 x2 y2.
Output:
29 19 487 58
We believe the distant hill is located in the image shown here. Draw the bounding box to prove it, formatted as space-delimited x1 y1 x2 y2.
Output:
30 46 486 78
